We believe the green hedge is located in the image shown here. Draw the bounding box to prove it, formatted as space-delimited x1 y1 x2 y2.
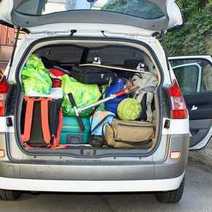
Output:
163 0 212 56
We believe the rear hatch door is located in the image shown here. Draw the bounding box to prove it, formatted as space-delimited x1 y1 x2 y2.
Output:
0 0 183 34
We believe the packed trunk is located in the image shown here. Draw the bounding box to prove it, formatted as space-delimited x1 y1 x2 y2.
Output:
16 40 161 156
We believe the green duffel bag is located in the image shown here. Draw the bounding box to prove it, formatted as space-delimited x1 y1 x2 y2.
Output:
61 74 101 117
21 54 52 96
104 119 154 148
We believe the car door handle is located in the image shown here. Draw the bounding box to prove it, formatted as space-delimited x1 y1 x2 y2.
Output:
191 105 198 111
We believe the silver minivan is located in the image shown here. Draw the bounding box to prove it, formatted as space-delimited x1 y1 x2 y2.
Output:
0 0 206 203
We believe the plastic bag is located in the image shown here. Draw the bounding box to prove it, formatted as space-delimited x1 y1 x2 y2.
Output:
90 111 115 136
61 75 101 117
21 55 52 96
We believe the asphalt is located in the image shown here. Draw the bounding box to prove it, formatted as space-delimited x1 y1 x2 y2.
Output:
0 161 212 212
190 140 212 168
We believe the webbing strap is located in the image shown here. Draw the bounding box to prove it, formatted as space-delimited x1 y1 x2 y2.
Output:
40 98 51 145
21 97 34 143
146 93 154 122
51 109 63 148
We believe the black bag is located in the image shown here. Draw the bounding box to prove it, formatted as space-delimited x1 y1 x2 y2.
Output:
70 65 117 85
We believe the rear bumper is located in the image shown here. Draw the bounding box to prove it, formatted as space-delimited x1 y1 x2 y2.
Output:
0 173 185 192
0 150 187 181
0 154 187 192
0 133 189 192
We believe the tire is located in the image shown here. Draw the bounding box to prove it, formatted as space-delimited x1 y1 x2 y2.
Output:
155 178 185 203
0 190 21 201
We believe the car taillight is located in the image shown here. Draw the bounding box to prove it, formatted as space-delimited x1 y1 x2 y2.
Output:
167 80 188 119
0 77 9 116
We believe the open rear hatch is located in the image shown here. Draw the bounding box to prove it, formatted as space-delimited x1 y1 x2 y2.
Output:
14 39 162 157
0 0 183 34
0 0 183 157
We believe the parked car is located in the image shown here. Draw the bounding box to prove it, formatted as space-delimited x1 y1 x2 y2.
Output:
0 0 191 203
170 56 212 150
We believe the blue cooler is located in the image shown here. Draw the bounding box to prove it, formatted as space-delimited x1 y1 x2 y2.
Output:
61 117 90 144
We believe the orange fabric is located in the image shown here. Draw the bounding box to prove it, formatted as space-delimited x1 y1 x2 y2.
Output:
21 97 52 146
21 97 35 143
51 144 69 150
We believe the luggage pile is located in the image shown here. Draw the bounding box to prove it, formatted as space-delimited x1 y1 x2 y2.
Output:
21 54 158 149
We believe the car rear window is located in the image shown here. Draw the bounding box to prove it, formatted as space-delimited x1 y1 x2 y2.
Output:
16 0 164 20
35 45 146 66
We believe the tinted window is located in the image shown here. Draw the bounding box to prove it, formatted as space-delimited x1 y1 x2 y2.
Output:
174 65 199 95
35 45 84 64
170 58 212 92
16 0 164 19
35 45 146 66
202 62 212 92
87 46 146 65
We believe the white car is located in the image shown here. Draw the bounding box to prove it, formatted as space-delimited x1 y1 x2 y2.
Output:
0 0 205 203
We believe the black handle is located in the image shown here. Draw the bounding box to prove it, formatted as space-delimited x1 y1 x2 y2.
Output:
68 93 85 132
68 93 77 107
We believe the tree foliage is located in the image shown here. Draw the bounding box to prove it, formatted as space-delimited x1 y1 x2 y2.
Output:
163 0 212 56
103 0 164 18
102 0 212 56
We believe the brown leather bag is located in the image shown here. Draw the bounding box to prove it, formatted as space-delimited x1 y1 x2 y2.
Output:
104 119 154 148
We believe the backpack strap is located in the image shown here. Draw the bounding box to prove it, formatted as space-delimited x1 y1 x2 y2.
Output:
21 97 35 143
51 109 63 148
146 92 154 122
40 98 51 146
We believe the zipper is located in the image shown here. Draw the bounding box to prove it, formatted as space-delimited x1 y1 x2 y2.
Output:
118 122 153 127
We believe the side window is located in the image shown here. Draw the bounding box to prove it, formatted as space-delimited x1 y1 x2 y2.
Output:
201 62 212 92
170 58 212 93
173 64 200 95
16 0 46 15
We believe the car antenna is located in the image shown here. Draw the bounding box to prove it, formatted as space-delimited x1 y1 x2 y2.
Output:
7 26 21 80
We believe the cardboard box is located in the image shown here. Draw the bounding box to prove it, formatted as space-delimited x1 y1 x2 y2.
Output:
0 25 15 46
0 62 8 71
0 46 13 61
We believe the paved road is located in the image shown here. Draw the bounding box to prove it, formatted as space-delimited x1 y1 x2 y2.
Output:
0 161 212 212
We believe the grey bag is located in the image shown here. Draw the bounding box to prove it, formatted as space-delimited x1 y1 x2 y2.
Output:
132 72 158 122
